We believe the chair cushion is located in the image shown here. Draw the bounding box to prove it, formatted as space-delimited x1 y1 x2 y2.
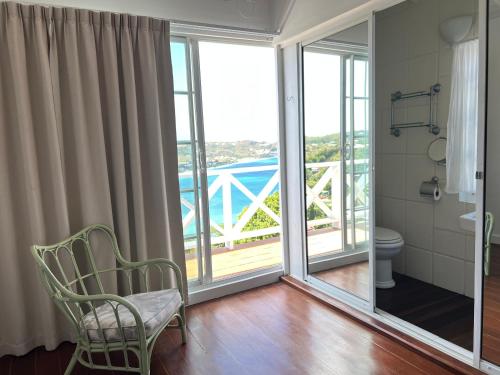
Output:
81 289 182 342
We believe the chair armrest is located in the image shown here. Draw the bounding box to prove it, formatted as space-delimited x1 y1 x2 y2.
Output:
121 259 185 298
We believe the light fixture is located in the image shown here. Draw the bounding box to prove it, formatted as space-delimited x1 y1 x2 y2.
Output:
439 15 473 45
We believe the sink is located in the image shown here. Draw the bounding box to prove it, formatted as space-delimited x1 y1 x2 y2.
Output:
459 211 476 232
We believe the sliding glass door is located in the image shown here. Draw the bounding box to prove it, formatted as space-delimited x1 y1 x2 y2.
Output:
171 37 283 289
302 23 370 301
303 48 369 260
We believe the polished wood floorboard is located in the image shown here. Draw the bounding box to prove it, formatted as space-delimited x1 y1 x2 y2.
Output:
482 244 500 364
377 273 474 351
0 282 462 375
313 261 369 300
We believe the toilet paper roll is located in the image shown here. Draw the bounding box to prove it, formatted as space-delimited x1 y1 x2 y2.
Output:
433 185 441 201
420 181 441 201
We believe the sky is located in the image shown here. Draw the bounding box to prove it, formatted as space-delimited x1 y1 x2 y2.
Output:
171 40 368 144
171 40 279 143
303 51 342 137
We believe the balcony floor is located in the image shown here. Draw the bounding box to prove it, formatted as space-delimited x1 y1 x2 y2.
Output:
186 228 368 281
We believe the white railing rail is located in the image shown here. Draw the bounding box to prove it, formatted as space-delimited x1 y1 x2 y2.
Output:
180 160 368 249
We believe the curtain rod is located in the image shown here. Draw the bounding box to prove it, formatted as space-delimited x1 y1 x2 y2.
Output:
13 0 278 38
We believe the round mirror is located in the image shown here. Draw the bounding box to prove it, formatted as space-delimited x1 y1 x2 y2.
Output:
428 137 447 163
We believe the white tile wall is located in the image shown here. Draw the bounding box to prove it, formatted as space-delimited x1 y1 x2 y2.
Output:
434 193 468 232
408 53 439 92
465 235 475 262
375 0 478 296
405 201 434 250
406 246 433 283
433 253 465 294
433 229 466 259
380 155 406 199
465 261 475 298
407 0 439 58
381 197 406 237
405 114 439 155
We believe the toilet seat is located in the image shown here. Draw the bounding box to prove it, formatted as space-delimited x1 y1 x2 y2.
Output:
375 227 403 245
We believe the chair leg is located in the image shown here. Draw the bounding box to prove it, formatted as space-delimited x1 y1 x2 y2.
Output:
64 346 80 375
140 348 150 375
179 304 187 344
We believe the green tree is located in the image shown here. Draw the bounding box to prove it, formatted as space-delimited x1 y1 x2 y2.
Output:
236 191 281 244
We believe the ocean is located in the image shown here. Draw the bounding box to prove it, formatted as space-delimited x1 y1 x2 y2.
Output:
179 157 279 236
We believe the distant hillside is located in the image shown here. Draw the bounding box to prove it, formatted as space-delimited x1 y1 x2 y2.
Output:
178 140 278 172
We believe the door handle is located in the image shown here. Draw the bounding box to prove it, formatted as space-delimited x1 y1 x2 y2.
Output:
198 145 207 174
344 143 352 160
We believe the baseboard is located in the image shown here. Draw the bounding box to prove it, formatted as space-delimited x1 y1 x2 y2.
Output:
280 275 482 375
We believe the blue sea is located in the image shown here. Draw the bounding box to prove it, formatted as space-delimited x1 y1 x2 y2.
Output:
179 157 279 236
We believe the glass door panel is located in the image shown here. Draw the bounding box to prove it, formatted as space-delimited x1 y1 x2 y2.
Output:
303 50 344 260
172 39 203 284
197 41 282 281
303 21 370 301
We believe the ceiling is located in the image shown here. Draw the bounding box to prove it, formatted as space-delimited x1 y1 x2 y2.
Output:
276 0 372 42
9 0 373 38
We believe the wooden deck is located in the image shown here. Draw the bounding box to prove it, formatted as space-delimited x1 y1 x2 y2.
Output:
185 228 367 281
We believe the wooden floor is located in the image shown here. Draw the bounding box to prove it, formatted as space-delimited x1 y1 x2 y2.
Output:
0 282 460 375
377 273 474 351
313 261 369 300
482 244 500 364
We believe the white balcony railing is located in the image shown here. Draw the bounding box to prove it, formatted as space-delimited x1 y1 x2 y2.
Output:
180 160 368 249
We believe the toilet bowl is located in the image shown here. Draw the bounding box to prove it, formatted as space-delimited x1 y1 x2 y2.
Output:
375 227 404 289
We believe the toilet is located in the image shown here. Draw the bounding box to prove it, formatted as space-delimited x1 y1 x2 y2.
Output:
375 227 404 289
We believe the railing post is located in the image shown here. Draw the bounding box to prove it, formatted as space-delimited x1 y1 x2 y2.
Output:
222 172 234 249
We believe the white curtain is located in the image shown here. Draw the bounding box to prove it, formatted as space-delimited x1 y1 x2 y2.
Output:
446 39 479 200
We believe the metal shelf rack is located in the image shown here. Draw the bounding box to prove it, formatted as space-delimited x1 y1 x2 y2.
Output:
390 83 441 137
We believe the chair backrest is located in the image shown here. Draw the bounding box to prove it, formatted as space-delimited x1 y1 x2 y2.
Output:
31 224 123 329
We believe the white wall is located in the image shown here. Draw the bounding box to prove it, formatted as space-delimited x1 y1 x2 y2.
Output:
7 0 289 33
486 15 500 244
276 0 371 43
375 0 478 297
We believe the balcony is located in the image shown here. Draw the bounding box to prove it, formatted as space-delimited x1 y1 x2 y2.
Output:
180 160 368 281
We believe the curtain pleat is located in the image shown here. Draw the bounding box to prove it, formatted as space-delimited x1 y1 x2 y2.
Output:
0 2 185 356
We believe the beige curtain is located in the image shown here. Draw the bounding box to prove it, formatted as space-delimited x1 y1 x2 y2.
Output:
0 2 186 356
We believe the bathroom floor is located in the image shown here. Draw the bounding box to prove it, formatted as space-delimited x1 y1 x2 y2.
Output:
313 263 474 350
377 273 474 351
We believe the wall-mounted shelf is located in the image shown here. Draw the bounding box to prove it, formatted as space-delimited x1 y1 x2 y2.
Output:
390 83 441 137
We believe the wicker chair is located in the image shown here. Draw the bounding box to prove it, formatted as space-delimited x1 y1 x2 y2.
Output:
31 224 186 375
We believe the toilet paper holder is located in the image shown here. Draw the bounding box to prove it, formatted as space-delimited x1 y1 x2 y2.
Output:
420 176 441 200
